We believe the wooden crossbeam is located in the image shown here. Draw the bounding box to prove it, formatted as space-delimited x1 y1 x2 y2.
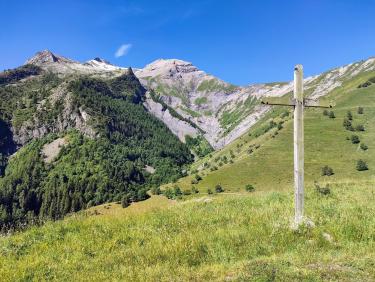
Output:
261 100 332 108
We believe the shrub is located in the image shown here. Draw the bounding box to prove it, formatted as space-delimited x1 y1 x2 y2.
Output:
356 159 368 171
215 184 224 193
328 111 335 119
351 135 360 144
151 186 161 195
191 179 198 184
245 184 255 192
347 111 353 121
183 189 192 196
163 188 174 199
173 185 182 197
195 174 202 181
343 119 353 131
356 124 365 131
121 194 131 208
323 110 329 116
191 186 199 194
321 166 334 176
314 182 331 196
207 189 213 194
360 143 368 151
358 107 364 114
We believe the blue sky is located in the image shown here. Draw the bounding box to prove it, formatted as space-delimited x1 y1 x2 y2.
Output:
1 0 375 85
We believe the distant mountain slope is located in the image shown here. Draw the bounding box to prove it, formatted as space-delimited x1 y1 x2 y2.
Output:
171 68 375 192
0 54 193 228
135 57 375 149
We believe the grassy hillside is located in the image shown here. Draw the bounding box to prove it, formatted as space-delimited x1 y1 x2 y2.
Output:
0 183 374 281
171 71 375 193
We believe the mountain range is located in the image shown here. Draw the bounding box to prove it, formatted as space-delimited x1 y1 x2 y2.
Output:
1 49 375 228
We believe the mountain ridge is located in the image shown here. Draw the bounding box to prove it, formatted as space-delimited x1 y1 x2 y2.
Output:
20 50 375 150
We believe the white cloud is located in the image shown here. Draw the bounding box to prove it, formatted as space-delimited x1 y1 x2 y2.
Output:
115 44 132 58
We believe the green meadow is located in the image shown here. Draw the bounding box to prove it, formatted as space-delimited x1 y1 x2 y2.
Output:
1 184 374 281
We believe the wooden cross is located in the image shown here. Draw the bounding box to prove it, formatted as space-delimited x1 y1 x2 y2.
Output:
261 65 332 227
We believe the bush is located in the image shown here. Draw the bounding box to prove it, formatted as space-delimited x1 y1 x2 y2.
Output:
347 111 353 121
358 107 364 114
183 189 192 196
164 188 174 199
151 186 161 195
195 174 202 181
215 184 224 193
351 135 360 144
356 124 365 131
245 184 255 192
323 110 329 116
173 185 182 197
191 179 198 184
207 189 213 195
121 194 131 208
343 119 353 131
191 186 199 194
360 143 368 151
356 159 368 171
321 166 334 176
314 182 331 196
328 111 335 119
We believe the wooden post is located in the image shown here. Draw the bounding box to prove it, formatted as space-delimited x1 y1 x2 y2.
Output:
294 65 304 226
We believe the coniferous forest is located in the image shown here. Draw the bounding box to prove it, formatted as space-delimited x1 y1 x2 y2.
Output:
0 67 193 229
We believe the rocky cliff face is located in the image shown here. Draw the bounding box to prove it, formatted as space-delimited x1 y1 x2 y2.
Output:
10 50 375 150
134 57 375 148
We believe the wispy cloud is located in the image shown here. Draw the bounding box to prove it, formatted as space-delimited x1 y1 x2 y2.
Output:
115 44 132 58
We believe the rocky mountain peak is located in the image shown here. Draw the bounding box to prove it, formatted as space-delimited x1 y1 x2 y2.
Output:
25 50 74 66
92 57 112 65
136 58 203 80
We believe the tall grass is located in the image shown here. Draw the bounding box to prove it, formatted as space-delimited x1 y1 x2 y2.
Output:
0 183 374 281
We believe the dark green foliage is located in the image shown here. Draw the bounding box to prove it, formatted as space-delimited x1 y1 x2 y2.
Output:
0 73 193 228
215 184 224 193
355 124 365 131
109 68 145 103
173 185 182 197
328 111 335 119
121 194 131 208
191 186 199 194
351 135 360 144
163 188 174 199
356 159 368 171
346 111 353 121
0 64 41 85
195 174 202 181
321 166 334 176
360 143 368 151
185 135 213 158
245 184 255 192
281 111 289 118
358 107 364 114
151 186 162 195
358 77 375 88
343 119 354 131
207 189 213 195
314 182 331 196
182 189 191 196
323 110 329 116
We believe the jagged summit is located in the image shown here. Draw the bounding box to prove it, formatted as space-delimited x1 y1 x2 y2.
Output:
25 50 74 65
24 50 125 74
